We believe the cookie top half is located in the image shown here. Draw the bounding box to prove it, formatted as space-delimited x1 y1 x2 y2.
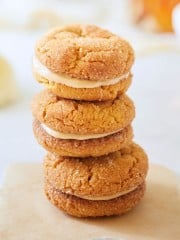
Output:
34 24 134 81
31 89 135 135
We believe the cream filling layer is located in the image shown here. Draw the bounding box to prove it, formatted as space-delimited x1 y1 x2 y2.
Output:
69 186 138 201
42 124 123 140
33 57 129 89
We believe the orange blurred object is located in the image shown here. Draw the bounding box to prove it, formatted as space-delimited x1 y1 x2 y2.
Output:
133 0 180 32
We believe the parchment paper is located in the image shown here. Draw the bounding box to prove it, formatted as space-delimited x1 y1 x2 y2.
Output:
0 163 179 240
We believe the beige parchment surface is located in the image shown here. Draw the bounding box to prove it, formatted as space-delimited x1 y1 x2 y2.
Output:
0 163 179 240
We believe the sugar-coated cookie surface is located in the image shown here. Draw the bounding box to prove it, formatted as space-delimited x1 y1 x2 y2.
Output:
33 24 134 101
33 120 133 157
35 24 134 81
44 143 148 198
31 90 135 134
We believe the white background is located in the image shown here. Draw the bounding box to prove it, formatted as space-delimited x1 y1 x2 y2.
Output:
0 0 180 182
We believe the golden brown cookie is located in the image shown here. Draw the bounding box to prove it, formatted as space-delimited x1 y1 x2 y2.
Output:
31 90 135 135
33 119 133 157
33 24 134 101
44 143 148 199
45 181 145 217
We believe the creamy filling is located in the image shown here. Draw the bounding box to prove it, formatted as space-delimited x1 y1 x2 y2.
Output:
42 123 123 140
68 186 138 201
33 56 129 89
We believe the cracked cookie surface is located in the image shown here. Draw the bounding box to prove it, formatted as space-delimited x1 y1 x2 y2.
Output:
35 24 134 81
44 143 148 198
31 89 135 134
33 24 134 101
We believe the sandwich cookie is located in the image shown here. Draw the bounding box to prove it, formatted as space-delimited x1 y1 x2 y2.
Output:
33 24 134 101
32 90 135 156
44 143 148 217
33 120 133 157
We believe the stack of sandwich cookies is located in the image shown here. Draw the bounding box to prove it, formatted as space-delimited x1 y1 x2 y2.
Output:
32 24 148 217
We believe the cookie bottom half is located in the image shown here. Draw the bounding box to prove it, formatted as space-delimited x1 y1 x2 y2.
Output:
33 119 133 157
34 72 132 101
45 181 145 218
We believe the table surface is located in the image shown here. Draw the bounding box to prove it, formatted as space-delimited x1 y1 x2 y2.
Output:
0 31 180 184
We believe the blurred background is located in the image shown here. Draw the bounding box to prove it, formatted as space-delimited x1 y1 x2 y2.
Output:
0 0 180 182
